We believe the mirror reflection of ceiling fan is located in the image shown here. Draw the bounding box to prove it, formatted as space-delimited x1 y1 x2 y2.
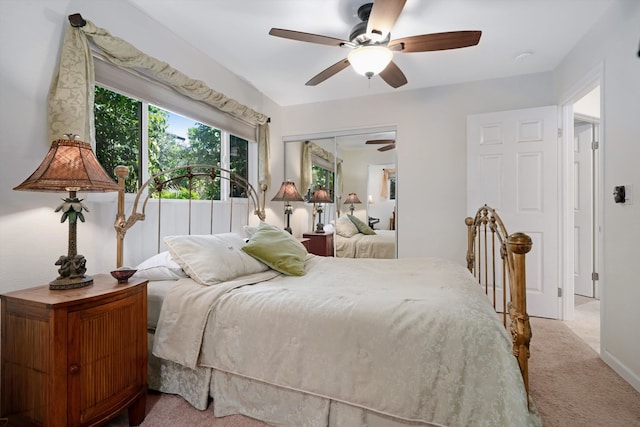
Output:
366 139 396 151
269 0 481 88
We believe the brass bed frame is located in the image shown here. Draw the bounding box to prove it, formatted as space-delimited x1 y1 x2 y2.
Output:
113 165 533 401
466 205 533 397
113 164 265 268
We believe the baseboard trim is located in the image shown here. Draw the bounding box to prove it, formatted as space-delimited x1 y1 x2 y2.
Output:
601 348 640 393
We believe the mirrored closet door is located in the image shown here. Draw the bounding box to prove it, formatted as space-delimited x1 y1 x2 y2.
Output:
283 126 397 258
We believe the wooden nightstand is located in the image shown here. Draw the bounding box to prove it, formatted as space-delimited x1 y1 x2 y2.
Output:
303 232 334 256
1 274 148 427
299 237 311 252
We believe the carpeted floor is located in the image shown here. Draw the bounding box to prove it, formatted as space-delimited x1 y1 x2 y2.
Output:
528 317 640 427
564 297 601 354
107 317 640 426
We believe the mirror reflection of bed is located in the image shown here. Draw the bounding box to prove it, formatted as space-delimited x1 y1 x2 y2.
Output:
283 127 397 259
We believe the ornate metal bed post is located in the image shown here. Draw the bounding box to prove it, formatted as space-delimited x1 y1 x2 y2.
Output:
465 216 476 272
507 232 533 399
466 205 534 404
260 183 268 221
114 166 129 268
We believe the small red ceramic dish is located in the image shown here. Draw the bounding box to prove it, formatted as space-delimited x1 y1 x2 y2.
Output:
110 268 137 283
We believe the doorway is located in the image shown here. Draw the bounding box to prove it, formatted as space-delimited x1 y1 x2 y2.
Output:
566 85 601 353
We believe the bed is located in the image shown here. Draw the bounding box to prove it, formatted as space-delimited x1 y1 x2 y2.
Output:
334 215 396 258
114 165 540 427
335 229 395 258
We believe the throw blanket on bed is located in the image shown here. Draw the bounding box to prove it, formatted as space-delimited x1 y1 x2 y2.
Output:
154 256 540 427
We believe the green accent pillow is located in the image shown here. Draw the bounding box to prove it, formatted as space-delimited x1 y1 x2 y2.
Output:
348 214 377 235
242 222 307 276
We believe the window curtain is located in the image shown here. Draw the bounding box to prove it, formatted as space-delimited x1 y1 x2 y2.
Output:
301 142 312 197
336 161 343 216
300 141 341 196
48 17 271 192
381 167 396 198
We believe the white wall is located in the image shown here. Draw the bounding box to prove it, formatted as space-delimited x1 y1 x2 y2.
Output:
554 0 640 392
0 0 282 292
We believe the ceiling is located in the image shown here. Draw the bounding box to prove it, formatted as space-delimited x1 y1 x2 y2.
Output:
127 0 614 107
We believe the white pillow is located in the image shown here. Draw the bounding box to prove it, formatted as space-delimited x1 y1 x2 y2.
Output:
133 251 187 281
243 225 258 237
335 215 359 238
164 233 269 286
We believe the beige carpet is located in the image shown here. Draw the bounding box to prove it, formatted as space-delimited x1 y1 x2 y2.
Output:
107 317 640 426
564 298 601 354
529 317 640 427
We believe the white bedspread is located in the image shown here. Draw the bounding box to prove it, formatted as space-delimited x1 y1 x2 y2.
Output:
336 229 396 258
154 256 540 427
152 270 280 368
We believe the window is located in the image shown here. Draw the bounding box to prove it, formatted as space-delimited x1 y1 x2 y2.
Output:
94 85 251 199
229 135 248 198
311 164 334 201
389 176 396 200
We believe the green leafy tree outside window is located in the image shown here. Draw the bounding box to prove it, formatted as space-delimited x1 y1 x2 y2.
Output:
94 86 142 193
311 164 334 201
94 86 248 200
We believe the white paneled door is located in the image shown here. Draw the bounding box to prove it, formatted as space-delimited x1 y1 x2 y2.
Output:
467 106 559 319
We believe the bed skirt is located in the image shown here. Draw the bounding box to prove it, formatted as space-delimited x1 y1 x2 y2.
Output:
148 332 443 427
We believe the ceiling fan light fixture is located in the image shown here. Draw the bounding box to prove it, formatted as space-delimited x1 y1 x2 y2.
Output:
348 46 393 78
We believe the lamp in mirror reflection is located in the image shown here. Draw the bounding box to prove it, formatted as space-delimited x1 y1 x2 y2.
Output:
309 188 332 233
344 192 362 215
271 180 304 234
13 135 121 289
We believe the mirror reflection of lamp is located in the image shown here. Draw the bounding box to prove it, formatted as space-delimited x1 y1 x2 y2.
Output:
271 180 304 234
344 192 362 215
309 188 332 233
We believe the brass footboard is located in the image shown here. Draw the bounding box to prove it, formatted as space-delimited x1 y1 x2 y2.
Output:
465 205 533 398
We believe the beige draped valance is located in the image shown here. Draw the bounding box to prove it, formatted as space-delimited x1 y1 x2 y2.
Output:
48 15 271 191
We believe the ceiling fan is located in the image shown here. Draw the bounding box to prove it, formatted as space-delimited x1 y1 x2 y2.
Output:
366 138 396 151
269 0 481 88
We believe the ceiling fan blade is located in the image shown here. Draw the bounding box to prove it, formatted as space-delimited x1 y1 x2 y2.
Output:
378 143 396 152
306 58 351 86
269 28 349 47
366 139 395 145
379 61 407 88
389 31 482 53
366 0 407 39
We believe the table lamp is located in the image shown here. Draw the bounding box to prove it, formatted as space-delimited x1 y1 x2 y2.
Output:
271 180 303 234
309 188 332 233
344 192 362 215
14 135 122 289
